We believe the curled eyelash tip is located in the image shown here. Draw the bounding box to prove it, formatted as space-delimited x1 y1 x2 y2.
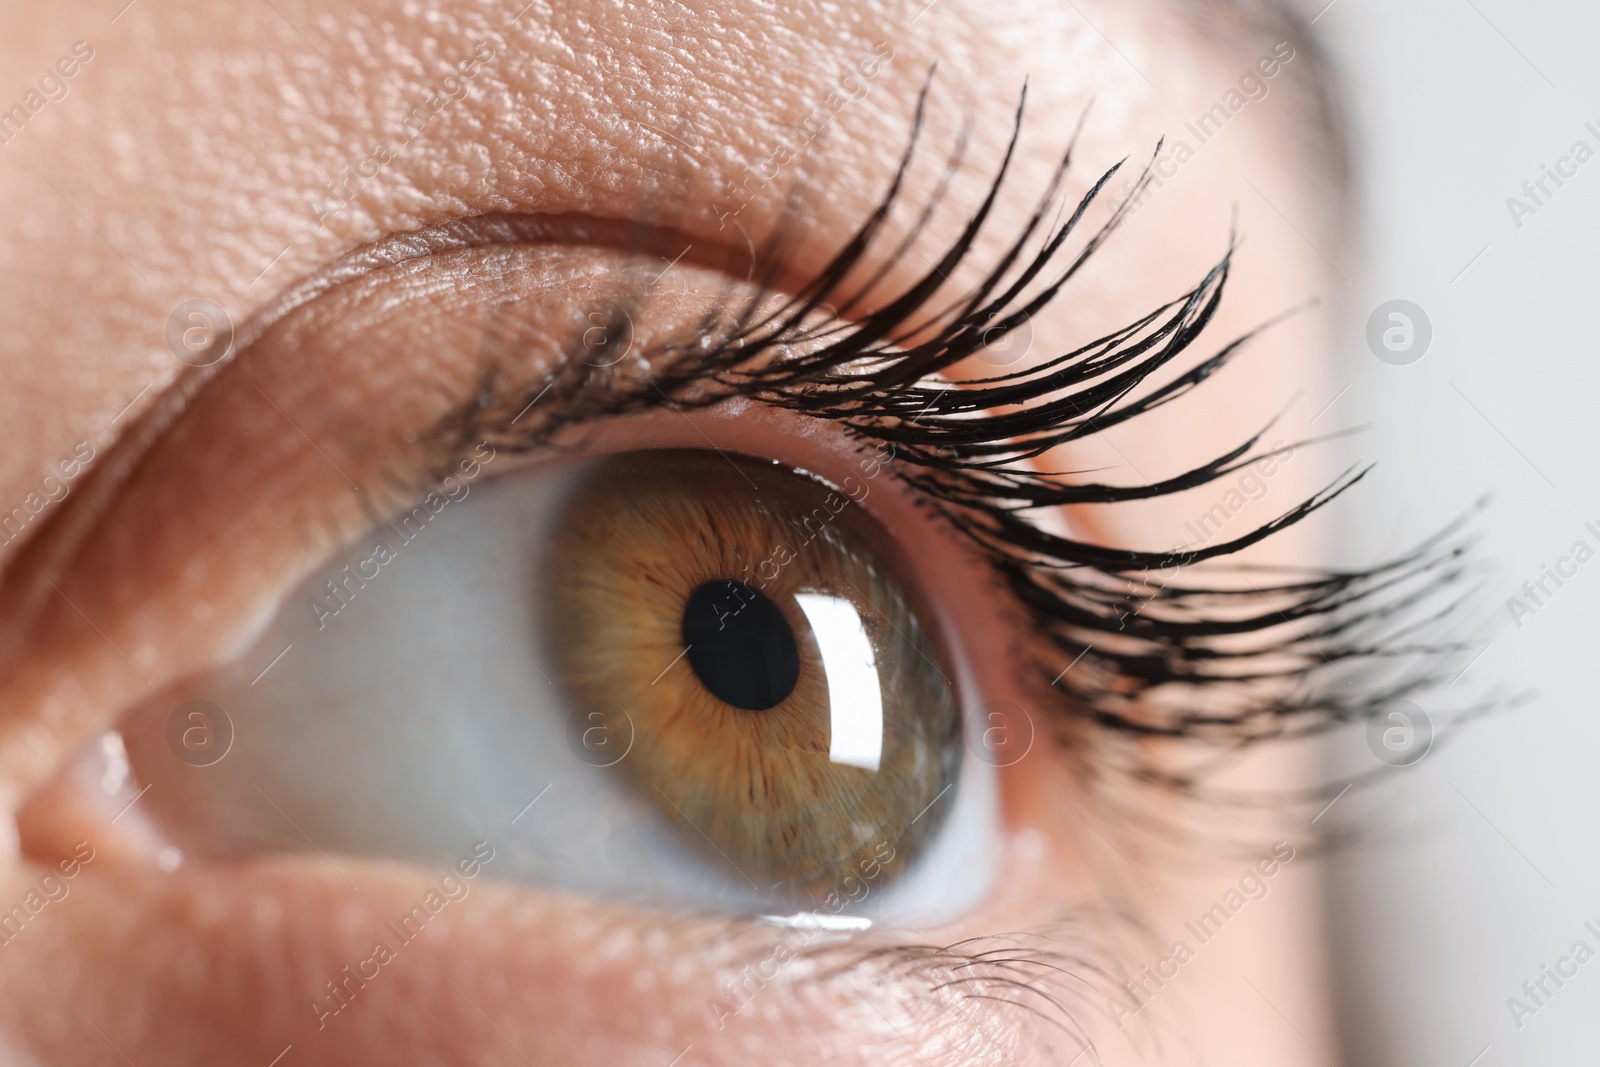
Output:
913 65 937 121
440 84 1483 815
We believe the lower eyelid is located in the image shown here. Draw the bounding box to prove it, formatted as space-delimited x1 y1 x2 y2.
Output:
7 770 1136 1067
6 755 1102 1065
0 850 1096 1065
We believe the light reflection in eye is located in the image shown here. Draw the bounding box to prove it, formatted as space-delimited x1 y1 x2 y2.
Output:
547 451 966 899
794 593 884 773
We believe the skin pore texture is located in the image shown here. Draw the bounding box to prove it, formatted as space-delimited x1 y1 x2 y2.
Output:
0 0 1345 1064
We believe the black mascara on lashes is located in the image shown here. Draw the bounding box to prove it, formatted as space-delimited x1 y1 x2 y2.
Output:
427 81 1468 785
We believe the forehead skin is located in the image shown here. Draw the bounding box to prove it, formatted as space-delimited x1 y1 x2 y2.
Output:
0 2 1338 1065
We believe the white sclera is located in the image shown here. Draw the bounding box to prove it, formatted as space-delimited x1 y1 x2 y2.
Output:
158 460 994 925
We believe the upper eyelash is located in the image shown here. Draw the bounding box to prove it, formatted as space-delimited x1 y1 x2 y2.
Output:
435 82 1472 792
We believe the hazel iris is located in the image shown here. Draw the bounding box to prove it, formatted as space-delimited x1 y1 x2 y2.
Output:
544 450 960 897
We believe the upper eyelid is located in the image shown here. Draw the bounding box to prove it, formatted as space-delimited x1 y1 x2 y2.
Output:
142 205 854 456
0 202 947 783
4 82 997 598
0 212 777 598
430 94 1465 782
0 86 1461 812
0 99 960 658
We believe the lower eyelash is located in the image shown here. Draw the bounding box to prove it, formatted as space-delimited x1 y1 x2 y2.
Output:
437 81 1474 791
793 903 1157 1062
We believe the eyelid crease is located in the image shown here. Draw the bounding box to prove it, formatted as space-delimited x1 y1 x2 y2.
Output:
0 212 796 682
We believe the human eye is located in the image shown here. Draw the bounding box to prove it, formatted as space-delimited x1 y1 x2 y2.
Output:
0 3 1467 1065
69 443 995 926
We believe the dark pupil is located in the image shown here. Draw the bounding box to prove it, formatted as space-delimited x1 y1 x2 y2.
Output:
681 580 800 711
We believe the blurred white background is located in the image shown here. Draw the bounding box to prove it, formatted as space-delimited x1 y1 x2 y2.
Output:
1314 1 1600 1064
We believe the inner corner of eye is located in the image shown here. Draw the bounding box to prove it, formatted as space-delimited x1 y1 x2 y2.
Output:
86 447 995 926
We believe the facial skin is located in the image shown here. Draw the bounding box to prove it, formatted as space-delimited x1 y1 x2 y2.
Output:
0 1 1342 1064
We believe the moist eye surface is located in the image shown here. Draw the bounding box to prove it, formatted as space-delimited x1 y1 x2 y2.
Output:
99 447 992 924
545 450 962 895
